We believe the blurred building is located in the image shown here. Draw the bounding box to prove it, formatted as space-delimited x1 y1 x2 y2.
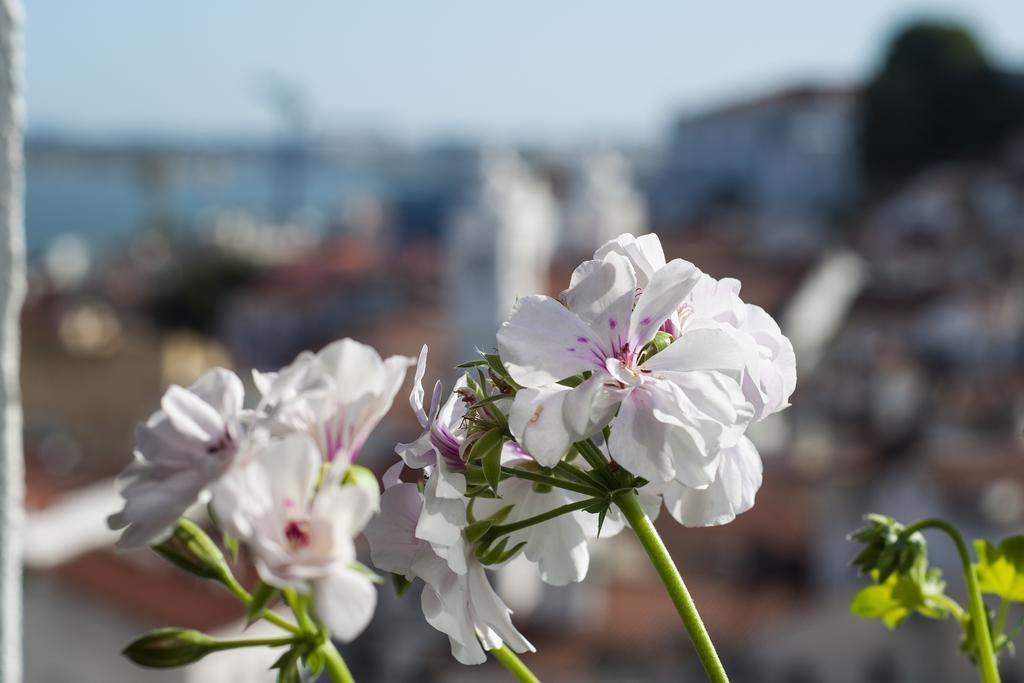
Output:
648 85 859 226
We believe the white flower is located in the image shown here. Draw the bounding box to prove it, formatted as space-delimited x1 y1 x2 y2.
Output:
597 233 797 421
395 345 469 498
108 368 245 549
365 480 534 666
223 433 378 642
498 250 752 487
390 346 475 574
254 338 414 472
652 436 763 527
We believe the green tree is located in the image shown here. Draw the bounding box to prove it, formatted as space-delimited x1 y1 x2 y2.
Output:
860 21 1021 186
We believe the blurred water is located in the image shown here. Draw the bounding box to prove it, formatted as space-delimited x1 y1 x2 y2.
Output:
24 152 386 259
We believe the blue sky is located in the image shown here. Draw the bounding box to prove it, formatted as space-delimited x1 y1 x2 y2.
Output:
24 1 1024 143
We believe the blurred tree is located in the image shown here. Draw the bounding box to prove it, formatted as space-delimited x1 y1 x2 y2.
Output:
148 254 259 335
860 21 1024 187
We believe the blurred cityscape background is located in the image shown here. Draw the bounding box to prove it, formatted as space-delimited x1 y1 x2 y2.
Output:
19 2 1024 682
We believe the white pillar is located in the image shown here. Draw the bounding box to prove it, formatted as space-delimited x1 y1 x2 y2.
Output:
0 0 24 680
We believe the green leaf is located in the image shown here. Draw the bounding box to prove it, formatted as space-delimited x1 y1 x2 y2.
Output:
455 359 489 368
122 628 218 668
471 428 505 492
975 537 1024 601
850 562 950 630
246 582 279 626
851 576 913 629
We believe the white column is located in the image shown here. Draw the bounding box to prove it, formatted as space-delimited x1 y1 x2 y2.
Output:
0 0 24 680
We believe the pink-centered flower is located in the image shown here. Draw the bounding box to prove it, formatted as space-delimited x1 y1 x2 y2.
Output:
498 250 753 487
108 367 245 549
597 233 797 421
221 433 378 642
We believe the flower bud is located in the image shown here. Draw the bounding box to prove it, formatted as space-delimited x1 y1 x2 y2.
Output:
153 518 233 585
849 514 926 582
122 628 218 668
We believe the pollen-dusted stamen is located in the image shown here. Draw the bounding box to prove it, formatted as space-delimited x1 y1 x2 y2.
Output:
284 519 312 550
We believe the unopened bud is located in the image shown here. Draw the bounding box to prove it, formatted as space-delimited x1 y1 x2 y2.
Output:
153 518 233 584
123 628 217 668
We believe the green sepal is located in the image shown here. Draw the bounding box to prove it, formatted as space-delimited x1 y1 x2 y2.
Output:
391 573 413 598
470 428 505 492
637 330 674 365
271 645 305 683
246 582 279 626
303 648 325 676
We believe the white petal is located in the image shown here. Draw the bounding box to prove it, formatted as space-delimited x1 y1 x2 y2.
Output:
160 385 223 442
187 368 244 422
364 483 427 577
562 373 619 439
314 484 375 540
497 295 606 386
660 437 762 527
607 387 675 483
629 258 702 349
641 326 745 379
421 575 487 665
255 433 321 515
409 345 430 428
395 429 435 469
594 232 667 287
499 478 590 585
314 566 378 642
508 386 574 467
465 561 535 655
561 253 637 339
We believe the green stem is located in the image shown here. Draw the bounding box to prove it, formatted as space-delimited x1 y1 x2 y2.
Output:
903 519 1001 683
499 466 604 497
320 641 356 683
222 578 303 635
486 499 598 537
283 589 317 635
933 593 968 623
211 636 297 651
491 644 541 683
573 441 614 485
614 490 729 683
995 599 1010 641
553 461 607 491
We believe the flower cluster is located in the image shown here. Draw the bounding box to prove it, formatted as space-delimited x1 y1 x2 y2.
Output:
362 232 795 664
110 339 414 644
111 232 796 680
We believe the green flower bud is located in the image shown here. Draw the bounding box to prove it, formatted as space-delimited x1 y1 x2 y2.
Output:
153 518 233 585
848 514 927 582
123 628 218 668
